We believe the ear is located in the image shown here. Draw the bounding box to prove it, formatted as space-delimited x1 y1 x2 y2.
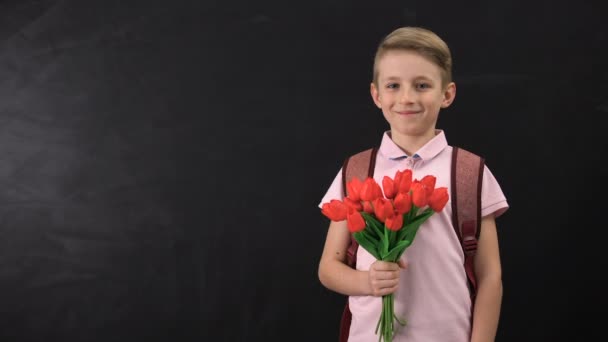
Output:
441 82 456 108
370 82 382 109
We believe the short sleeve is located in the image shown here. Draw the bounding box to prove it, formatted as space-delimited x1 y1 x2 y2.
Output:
481 164 509 219
318 168 345 209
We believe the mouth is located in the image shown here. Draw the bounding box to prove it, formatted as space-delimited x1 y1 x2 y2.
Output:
395 110 421 116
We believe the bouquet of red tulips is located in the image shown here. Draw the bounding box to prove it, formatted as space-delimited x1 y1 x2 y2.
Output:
321 169 449 342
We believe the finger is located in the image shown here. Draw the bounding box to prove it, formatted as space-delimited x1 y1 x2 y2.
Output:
397 258 408 269
371 282 399 296
372 261 399 271
371 280 399 294
372 269 400 280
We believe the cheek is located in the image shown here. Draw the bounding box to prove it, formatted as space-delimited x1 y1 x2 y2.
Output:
425 96 444 109
381 109 393 123
380 94 396 107
376 95 391 109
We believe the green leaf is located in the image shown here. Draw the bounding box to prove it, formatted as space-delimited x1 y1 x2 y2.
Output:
380 228 390 259
359 229 379 244
398 209 434 241
361 212 384 239
406 204 418 223
383 240 411 262
354 231 381 260
388 229 396 249
406 209 433 227
395 241 412 261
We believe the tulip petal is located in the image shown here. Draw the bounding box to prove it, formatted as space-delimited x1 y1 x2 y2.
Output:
411 183 428 208
347 177 363 202
420 175 436 197
385 214 403 231
429 187 449 212
346 207 366 233
393 192 412 215
397 169 412 194
360 177 383 202
382 176 396 199
321 199 348 221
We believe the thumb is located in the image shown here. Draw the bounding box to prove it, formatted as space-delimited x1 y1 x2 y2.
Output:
398 258 408 269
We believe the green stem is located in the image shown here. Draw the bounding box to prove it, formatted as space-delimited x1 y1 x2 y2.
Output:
387 301 391 339
383 294 393 342
375 300 383 334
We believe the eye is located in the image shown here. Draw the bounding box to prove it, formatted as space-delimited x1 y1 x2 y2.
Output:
386 83 399 89
416 83 431 90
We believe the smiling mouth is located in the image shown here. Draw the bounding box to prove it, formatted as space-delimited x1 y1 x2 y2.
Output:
395 110 421 115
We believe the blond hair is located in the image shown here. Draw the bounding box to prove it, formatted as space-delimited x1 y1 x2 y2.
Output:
372 27 453 87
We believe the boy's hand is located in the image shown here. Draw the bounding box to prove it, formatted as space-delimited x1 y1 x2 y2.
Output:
368 259 408 297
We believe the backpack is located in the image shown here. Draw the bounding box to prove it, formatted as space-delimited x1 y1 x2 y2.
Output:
338 146 484 342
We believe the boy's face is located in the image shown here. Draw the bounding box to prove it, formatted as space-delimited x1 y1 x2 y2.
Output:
371 50 455 141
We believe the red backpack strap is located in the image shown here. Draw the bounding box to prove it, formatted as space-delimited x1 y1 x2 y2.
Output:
338 147 377 342
450 147 484 309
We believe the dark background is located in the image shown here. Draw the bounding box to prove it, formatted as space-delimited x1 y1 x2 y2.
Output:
0 0 606 341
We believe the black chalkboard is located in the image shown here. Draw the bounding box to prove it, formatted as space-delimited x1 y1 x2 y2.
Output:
0 1 606 341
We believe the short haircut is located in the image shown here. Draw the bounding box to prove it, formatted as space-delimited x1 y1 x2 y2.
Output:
373 27 453 87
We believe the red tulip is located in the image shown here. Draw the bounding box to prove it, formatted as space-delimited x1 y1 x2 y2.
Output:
382 176 396 199
393 192 411 214
321 199 348 221
385 213 403 231
411 182 428 208
360 177 382 202
346 206 366 233
420 175 436 197
395 169 412 194
394 170 401 188
344 197 363 211
429 187 449 212
363 201 374 214
373 197 394 223
346 177 363 202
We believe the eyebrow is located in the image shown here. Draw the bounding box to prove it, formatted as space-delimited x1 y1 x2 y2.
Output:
381 75 435 82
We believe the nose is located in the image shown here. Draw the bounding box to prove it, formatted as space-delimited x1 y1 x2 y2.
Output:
398 86 416 104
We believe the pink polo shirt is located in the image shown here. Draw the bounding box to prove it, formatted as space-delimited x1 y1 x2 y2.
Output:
319 130 509 342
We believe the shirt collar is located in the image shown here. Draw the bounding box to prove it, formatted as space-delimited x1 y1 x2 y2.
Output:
379 129 449 161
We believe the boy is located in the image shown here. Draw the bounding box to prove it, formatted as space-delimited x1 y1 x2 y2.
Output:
317 27 509 342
